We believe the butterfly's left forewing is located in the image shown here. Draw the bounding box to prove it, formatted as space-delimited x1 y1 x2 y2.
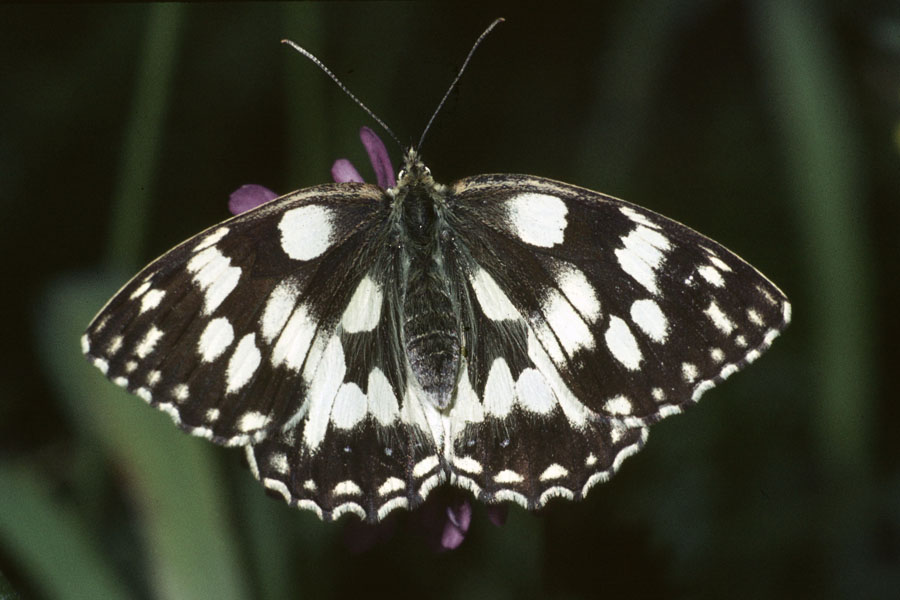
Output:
84 183 400 445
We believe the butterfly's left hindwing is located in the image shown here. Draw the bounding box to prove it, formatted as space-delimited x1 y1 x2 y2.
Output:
246 245 445 521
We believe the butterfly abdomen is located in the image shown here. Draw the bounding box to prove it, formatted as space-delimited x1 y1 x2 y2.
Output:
398 179 461 410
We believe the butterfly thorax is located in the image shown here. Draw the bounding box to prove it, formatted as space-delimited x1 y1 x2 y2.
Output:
393 150 460 410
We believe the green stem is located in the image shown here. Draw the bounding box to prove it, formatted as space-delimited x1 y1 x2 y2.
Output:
106 4 185 272
752 0 874 591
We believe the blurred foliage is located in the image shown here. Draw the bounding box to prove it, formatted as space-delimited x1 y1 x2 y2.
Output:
1 1 899 599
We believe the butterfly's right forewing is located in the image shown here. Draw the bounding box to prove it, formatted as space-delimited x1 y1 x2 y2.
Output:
449 174 789 426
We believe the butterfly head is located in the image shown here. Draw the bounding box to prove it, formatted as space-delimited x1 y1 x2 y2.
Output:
395 148 438 193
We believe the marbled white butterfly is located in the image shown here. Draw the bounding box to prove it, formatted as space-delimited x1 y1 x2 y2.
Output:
82 20 790 523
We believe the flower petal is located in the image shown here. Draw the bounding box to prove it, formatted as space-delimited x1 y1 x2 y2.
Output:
228 184 277 215
440 498 472 551
331 158 364 184
360 126 396 189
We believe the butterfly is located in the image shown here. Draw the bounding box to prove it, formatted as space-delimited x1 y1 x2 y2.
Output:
82 20 790 523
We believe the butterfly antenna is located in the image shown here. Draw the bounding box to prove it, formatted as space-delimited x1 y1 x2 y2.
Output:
417 17 505 151
282 39 403 150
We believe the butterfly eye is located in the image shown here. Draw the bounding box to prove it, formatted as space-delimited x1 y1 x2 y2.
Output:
398 169 407 180
424 167 432 177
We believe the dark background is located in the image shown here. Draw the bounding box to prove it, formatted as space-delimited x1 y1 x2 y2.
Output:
1 2 898 599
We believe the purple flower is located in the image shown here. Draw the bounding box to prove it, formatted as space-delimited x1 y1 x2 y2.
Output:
411 488 475 551
229 126 396 217
229 126 506 550
411 488 509 552
331 126 396 188
228 184 277 216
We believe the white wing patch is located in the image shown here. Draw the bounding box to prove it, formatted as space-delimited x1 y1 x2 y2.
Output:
706 252 733 272
238 411 270 432
278 205 334 261
226 333 261 393
614 225 671 295
341 275 382 333
260 279 300 343
269 452 289 474
135 326 164 359
619 206 660 229
514 368 556 415
542 289 595 355
366 368 400 425
747 308 764 327
271 303 316 371
483 357 516 418
172 384 189 401
330 382 368 429
198 317 234 363
469 267 520 321
681 362 698 383
412 455 440 478
139 289 166 314
193 227 230 252
553 262 601 323
452 456 483 475
697 265 725 287
333 480 363 496
378 477 406 497
302 336 346 452
603 395 633 415
629 298 668 343
448 363 485 429
494 469 524 484
704 300 736 335
504 192 568 248
526 329 593 427
539 463 569 481
604 315 643 370
129 281 151 300
186 247 241 315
